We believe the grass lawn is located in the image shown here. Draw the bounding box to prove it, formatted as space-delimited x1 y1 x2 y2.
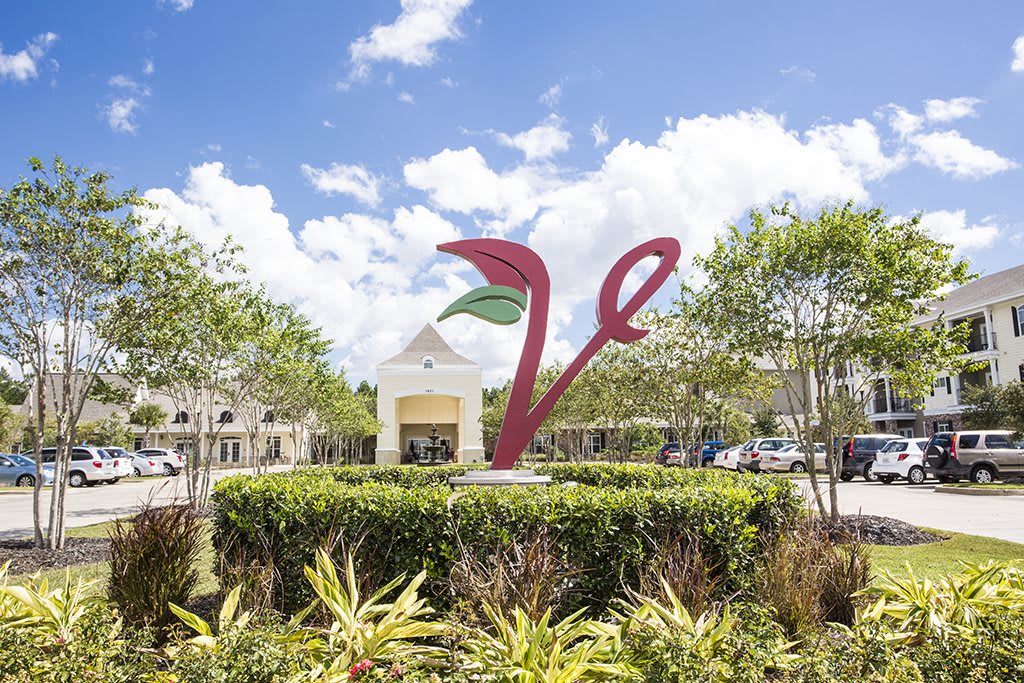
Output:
10 519 219 599
945 482 1024 490
870 528 1024 579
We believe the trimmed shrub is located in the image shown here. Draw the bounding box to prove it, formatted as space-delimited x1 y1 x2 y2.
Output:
212 464 801 615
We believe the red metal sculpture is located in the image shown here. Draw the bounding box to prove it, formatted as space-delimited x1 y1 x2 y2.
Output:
438 237 681 470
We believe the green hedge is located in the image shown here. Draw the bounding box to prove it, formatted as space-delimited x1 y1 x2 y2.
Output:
212 464 800 615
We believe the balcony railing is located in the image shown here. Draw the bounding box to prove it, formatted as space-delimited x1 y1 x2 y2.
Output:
871 395 915 414
965 332 997 353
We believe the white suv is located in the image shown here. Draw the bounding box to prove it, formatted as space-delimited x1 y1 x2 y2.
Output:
98 447 133 482
873 438 929 485
34 446 117 487
135 448 185 476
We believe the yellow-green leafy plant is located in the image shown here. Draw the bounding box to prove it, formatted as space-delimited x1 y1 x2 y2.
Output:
0 570 102 644
462 603 634 683
859 561 1024 640
296 548 448 680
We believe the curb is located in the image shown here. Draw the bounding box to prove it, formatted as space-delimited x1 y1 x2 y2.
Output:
934 485 1024 497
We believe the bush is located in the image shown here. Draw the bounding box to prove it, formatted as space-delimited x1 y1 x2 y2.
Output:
212 464 801 616
107 503 206 633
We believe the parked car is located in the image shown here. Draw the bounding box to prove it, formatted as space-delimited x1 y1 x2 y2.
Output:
29 446 117 487
690 441 725 468
97 447 132 482
0 453 55 487
656 442 680 466
135 448 185 476
102 446 162 477
713 444 742 470
839 433 902 482
738 437 796 473
872 438 930 484
925 430 1024 484
761 442 826 473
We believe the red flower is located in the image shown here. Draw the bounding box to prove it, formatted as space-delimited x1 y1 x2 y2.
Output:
348 659 374 678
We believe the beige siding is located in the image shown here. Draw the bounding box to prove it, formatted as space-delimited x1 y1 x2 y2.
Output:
992 297 1024 385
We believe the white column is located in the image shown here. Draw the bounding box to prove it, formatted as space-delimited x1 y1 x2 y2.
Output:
883 377 892 413
375 394 401 465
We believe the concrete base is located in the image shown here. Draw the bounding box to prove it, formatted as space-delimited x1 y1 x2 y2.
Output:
461 447 486 464
374 448 401 465
449 468 551 487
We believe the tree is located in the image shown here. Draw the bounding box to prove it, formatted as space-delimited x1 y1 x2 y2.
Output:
0 156 203 549
698 202 974 521
1003 382 1024 438
129 402 168 449
78 413 132 448
309 371 381 465
0 367 27 405
481 382 511 453
633 288 769 466
751 406 781 438
126 274 268 507
0 402 25 451
590 341 658 462
961 384 1005 429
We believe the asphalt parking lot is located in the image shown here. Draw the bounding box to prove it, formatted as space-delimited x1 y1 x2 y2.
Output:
798 478 1024 544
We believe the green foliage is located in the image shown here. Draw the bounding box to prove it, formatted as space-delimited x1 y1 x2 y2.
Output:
961 381 1024 436
462 604 633 682
0 400 25 450
78 412 133 448
0 366 27 404
211 464 802 616
751 407 781 437
107 504 206 633
129 402 168 437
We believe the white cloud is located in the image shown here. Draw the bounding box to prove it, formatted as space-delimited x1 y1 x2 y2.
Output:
804 118 905 181
143 58 155 75
334 80 352 92
0 32 58 82
878 104 924 138
109 73 152 96
915 209 999 251
206 143 222 153
538 83 561 108
301 162 382 206
440 76 456 88
779 65 816 82
322 119 336 128
590 116 609 147
164 0 194 11
349 0 473 73
105 97 141 134
493 115 571 161
397 91 415 104
911 130 1017 179
923 96 982 123
404 146 547 234
1012 34 1024 72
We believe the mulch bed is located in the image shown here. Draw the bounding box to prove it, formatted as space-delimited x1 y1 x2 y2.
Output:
0 537 110 576
825 515 945 546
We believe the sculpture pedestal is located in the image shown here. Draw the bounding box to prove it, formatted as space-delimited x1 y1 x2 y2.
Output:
449 468 551 487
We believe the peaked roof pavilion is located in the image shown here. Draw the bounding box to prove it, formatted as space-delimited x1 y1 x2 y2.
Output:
378 324 477 367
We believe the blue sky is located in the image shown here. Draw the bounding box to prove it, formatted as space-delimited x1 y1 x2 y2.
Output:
3 1 1024 383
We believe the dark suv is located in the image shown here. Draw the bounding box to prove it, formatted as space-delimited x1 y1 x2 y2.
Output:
925 430 1024 483
839 433 902 481
656 442 680 466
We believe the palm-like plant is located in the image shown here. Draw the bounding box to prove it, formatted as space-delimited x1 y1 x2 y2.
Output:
462 603 634 683
129 402 168 448
859 560 1024 639
297 548 447 680
0 568 102 644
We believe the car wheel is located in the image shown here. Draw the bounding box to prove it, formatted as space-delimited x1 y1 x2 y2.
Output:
130 467 140 478
863 463 878 482
68 471 86 488
15 474 34 487
839 472 855 482
790 462 807 474
163 463 173 476
907 466 926 485
970 466 995 484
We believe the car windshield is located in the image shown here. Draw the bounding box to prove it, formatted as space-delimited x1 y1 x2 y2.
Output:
97 449 113 459
7 454 33 466
106 448 127 457
880 441 906 452
741 440 755 450
776 444 798 453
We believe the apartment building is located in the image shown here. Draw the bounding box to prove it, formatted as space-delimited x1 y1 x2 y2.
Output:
863 264 1024 437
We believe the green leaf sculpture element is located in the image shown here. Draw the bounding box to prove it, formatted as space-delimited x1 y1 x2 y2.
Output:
438 285 528 325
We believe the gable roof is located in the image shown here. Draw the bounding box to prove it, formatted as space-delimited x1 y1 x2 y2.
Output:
923 263 1024 319
378 324 477 367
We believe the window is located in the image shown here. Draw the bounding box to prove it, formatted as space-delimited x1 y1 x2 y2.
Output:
261 411 274 423
217 411 234 423
174 439 193 456
0 457 10 467
133 438 144 451
422 356 434 369
588 433 602 454
985 434 1012 449
957 434 980 449
172 411 189 424
531 434 552 454
1012 305 1021 338
1019 363 1024 382
266 436 282 459
937 421 953 432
